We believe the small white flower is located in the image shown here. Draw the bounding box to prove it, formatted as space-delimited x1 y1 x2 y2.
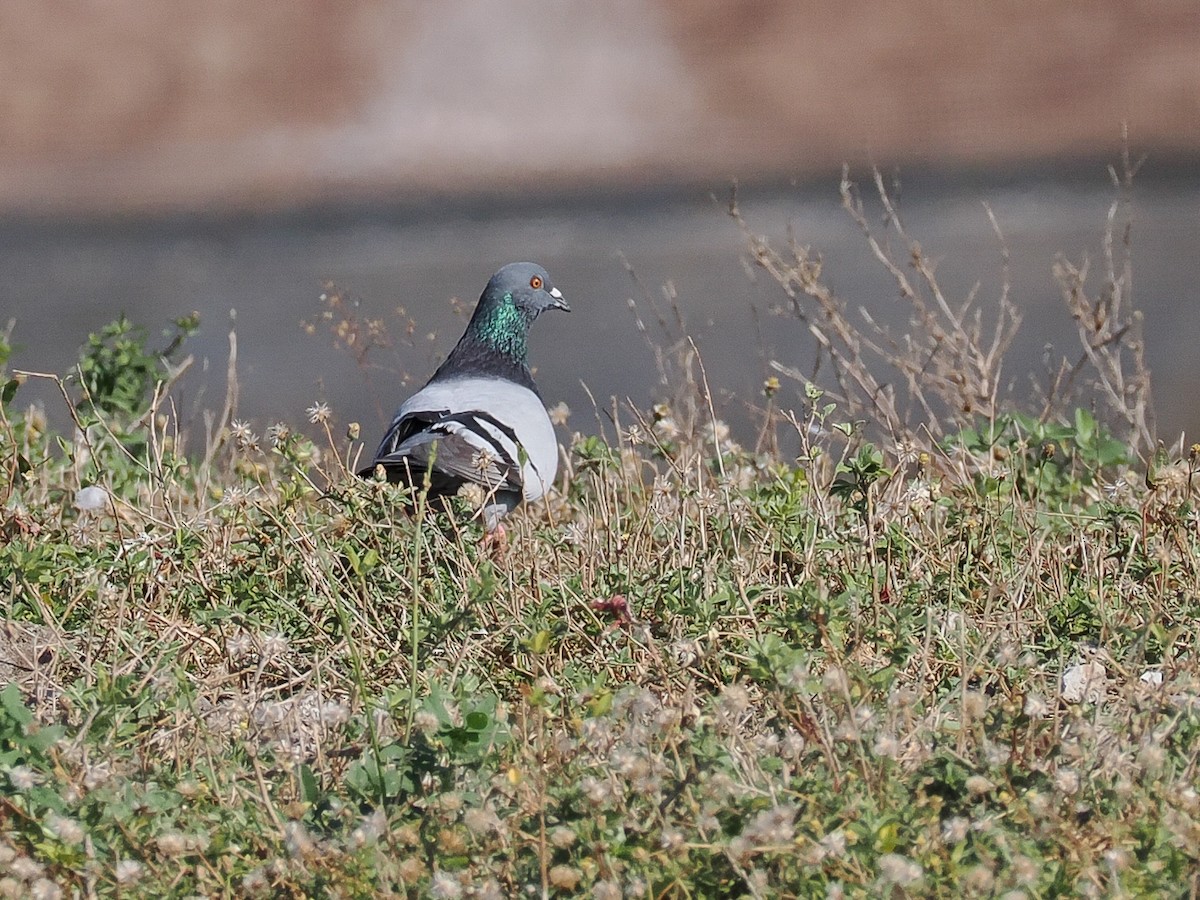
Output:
547 402 571 426
226 632 253 663
581 775 613 804
10 857 44 881
561 521 589 547
471 447 497 476
1026 790 1050 817
284 821 316 859
114 860 143 885
155 832 189 857
260 633 289 661
45 814 84 845
267 422 290 447
819 828 847 859
456 482 486 507
1023 693 1050 718
413 709 440 736
1012 854 1040 885
893 440 920 467
660 827 685 851
7 766 42 791
428 871 462 899
652 415 680 441
1061 661 1107 704
463 806 500 837
73 485 109 513
82 761 112 790
349 809 387 847
781 728 806 759
1104 847 1131 872
994 641 1019 667
230 420 258 450
966 775 994 796
873 733 900 759
963 865 995 894
715 684 751 724
941 816 970 844
241 868 269 894
549 866 581 891
1137 740 1166 775
877 853 923 886
319 699 351 727
222 484 249 508
744 804 796 846
1053 767 1081 795
306 402 332 424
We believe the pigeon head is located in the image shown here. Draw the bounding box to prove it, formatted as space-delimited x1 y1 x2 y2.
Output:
428 263 569 386
464 262 570 363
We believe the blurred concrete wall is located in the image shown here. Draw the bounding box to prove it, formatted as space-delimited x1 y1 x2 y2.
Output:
1 1 1197 215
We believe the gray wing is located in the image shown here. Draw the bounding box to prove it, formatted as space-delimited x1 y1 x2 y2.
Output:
362 408 524 497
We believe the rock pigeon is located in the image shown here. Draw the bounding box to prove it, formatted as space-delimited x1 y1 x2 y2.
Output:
359 262 570 539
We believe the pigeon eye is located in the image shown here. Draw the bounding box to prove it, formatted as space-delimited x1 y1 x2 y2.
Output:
529 275 543 290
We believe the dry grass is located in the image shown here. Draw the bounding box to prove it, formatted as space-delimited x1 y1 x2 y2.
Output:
1 165 1198 897
732 151 1155 464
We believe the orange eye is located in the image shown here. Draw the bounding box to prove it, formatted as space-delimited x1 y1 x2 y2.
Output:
530 275 543 290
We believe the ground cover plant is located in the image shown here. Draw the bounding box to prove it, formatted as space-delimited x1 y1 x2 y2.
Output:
2 161 1200 898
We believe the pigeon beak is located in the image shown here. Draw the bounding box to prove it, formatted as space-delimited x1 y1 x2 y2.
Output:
548 286 571 312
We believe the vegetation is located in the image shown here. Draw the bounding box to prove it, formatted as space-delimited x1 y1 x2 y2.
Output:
2 165 1198 898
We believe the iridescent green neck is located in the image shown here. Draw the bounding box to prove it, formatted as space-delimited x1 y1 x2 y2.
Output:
469 291 528 361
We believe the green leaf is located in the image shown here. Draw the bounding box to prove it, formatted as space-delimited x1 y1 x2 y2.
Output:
1074 407 1095 443
875 819 900 852
464 711 490 731
528 630 551 654
299 764 320 805
0 682 33 728
587 690 613 717
345 545 362 576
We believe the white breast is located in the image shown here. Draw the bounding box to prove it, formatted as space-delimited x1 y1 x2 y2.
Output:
395 376 559 501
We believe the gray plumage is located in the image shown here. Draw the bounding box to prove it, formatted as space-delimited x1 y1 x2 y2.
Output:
359 262 569 531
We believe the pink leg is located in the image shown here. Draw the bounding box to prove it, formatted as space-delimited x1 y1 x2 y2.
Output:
481 522 508 556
